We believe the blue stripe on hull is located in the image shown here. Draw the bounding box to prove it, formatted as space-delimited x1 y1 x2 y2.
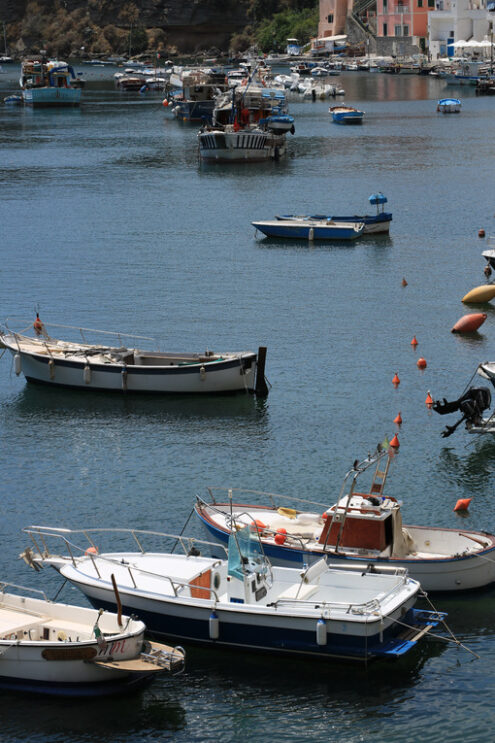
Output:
85 596 416 661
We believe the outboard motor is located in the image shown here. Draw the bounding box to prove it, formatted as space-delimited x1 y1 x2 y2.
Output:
433 386 492 436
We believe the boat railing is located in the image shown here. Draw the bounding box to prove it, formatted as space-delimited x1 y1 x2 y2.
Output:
23 526 228 562
273 595 383 614
205 486 331 510
0 581 49 602
3 319 157 349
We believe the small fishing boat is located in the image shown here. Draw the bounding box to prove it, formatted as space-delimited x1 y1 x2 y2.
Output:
0 318 268 395
0 582 184 696
437 98 461 113
252 219 365 241
275 193 392 235
22 526 446 663
20 58 81 107
194 445 495 592
330 105 364 124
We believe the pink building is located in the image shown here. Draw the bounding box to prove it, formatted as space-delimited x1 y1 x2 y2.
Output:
376 0 432 49
318 0 353 37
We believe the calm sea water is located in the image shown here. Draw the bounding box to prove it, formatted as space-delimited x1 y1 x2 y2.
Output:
1 65 495 742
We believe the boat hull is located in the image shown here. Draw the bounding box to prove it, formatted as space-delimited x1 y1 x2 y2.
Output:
252 220 364 240
11 349 258 394
59 572 421 662
22 87 81 107
199 130 287 163
196 507 495 592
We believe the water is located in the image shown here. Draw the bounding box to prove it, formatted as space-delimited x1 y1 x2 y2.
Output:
1 66 495 742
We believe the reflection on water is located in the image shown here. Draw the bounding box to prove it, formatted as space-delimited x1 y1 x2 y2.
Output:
1 382 269 425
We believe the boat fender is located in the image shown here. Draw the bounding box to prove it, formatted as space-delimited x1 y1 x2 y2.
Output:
83 364 91 384
121 368 127 391
274 528 287 545
85 546 98 555
200 365 206 381
277 507 297 520
209 611 219 640
14 353 21 376
250 519 266 536
316 618 327 646
308 227 314 241
454 498 472 512
48 358 55 380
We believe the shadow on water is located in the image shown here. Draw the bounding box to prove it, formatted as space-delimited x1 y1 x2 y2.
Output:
436 436 495 494
0 383 270 425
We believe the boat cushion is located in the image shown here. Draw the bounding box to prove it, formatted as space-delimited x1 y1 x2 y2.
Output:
277 582 319 601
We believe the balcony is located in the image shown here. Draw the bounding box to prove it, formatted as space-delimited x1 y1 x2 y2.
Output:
394 4 410 13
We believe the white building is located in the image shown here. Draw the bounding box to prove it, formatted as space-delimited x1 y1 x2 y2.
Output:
429 0 495 59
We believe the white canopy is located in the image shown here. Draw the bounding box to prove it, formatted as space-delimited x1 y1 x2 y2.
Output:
451 40 467 48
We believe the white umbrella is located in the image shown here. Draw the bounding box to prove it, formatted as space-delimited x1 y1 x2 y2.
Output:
452 40 467 48
463 39 481 48
477 39 494 48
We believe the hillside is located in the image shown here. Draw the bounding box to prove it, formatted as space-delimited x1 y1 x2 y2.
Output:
0 0 318 59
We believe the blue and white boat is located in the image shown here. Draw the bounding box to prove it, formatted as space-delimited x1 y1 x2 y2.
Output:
194 446 495 592
20 58 81 107
168 68 226 123
437 97 461 113
277 193 392 235
330 105 364 124
22 525 446 663
252 218 365 240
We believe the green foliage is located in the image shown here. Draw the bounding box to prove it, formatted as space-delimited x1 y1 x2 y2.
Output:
255 5 319 53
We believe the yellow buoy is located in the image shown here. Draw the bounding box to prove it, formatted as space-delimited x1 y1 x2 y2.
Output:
462 285 495 303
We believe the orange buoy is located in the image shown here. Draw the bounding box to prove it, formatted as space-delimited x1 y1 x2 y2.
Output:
425 391 433 407
454 498 472 512
401 277 408 287
417 357 427 369
33 313 43 335
451 313 487 333
274 528 287 545
394 412 402 425
392 372 400 385
390 433 400 448
411 335 418 347
85 546 98 555
479 229 485 238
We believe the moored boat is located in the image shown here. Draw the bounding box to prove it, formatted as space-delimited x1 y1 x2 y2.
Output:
20 58 81 107
275 193 392 235
437 98 461 113
0 318 268 395
21 526 447 663
194 445 495 592
252 219 365 240
0 582 184 696
330 105 364 124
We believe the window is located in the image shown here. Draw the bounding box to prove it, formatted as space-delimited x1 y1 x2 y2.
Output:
395 25 402 36
383 0 388 7
403 25 409 35
427 0 435 6
327 14 333 22
418 0 423 6
383 22 388 36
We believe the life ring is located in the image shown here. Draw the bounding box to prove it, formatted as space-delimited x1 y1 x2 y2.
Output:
277 507 297 519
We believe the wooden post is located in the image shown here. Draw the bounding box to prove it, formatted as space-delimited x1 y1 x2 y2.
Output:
255 346 269 396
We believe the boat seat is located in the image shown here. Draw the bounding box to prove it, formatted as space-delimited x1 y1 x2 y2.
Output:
277 582 319 601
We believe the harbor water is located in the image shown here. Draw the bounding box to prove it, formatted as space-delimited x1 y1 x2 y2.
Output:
1 66 495 742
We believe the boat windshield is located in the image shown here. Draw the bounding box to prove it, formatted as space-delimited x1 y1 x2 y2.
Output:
227 526 267 580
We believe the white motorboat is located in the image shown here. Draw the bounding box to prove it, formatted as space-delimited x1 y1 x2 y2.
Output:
194 445 495 592
0 318 268 395
21 526 446 663
0 582 184 696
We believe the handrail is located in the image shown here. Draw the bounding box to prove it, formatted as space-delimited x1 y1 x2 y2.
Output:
4 319 156 344
24 526 229 558
0 581 49 601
